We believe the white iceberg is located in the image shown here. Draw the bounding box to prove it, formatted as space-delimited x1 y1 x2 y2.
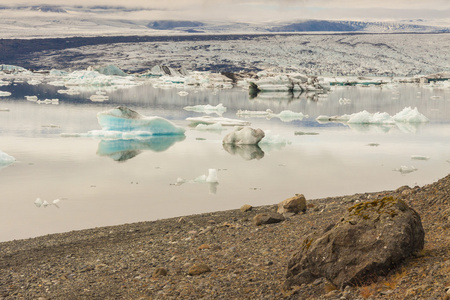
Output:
177 169 219 194
223 127 265 145
186 116 250 126
0 150 15 169
393 107 429 123
347 111 395 124
316 107 428 125
97 106 185 135
90 94 109 102
28 79 42 86
34 198 61 208
0 91 11 97
25 95 38 101
184 103 227 116
194 123 225 132
236 109 273 118
393 166 417 174
0 80 10 86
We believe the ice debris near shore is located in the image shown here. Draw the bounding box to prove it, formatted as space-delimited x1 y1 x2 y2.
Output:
316 107 428 124
184 103 226 116
97 106 185 135
175 169 219 194
394 166 418 174
0 150 15 169
223 127 265 145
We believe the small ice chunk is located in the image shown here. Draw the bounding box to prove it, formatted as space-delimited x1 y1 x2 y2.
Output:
0 150 15 167
178 91 189 96
90 94 109 102
236 109 273 117
97 106 185 135
393 166 417 174
223 127 265 145
184 103 226 115
25 95 38 101
206 169 218 183
0 91 11 97
194 123 225 132
411 155 430 160
34 198 43 207
187 116 250 126
53 199 61 204
347 111 395 124
28 79 42 85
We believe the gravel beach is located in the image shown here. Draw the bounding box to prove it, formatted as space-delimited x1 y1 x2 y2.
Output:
1 174 449 299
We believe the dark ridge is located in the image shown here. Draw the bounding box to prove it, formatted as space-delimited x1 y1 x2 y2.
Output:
147 20 205 30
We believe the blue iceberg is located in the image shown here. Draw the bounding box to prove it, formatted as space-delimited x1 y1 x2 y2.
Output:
97 106 185 135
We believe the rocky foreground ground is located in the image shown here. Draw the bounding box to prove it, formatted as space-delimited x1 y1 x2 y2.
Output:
1 175 449 300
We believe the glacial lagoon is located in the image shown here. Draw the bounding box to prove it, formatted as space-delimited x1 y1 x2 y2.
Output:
1 82 449 241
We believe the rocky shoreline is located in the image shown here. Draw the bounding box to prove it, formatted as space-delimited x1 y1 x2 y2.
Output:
1 175 449 299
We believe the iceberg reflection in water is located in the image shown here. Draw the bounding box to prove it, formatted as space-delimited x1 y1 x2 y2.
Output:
223 144 265 160
97 135 186 161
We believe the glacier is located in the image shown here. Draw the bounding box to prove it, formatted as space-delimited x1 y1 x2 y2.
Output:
97 106 185 135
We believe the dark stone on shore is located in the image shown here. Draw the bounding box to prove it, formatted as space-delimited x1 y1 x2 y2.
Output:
285 196 425 289
253 212 285 226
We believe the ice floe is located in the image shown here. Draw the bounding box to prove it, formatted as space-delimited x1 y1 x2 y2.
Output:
0 150 15 170
0 91 11 97
186 116 250 126
223 127 265 145
194 123 225 132
34 198 61 208
316 107 428 125
270 110 309 122
393 166 417 174
236 109 273 118
175 169 219 194
183 103 227 116
97 106 185 135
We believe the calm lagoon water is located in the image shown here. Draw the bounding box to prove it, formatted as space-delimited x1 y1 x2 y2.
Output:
1 82 449 242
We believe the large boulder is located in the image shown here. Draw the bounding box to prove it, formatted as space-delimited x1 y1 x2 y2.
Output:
285 197 424 289
278 194 306 215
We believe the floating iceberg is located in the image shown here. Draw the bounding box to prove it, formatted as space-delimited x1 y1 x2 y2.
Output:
258 131 291 152
25 95 38 101
34 198 61 208
97 106 185 135
223 127 265 145
393 107 429 123
90 94 109 102
0 91 11 97
0 150 15 170
184 103 227 115
236 109 273 118
88 65 127 76
316 107 428 125
176 169 219 194
0 64 31 74
0 80 10 86
186 116 251 126
194 123 225 132
393 166 417 174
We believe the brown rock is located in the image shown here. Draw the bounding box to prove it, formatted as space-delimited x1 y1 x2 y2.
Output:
253 212 285 226
188 263 211 276
286 196 425 289
277 194 306 214
152 268 168 277
240 204 253 212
